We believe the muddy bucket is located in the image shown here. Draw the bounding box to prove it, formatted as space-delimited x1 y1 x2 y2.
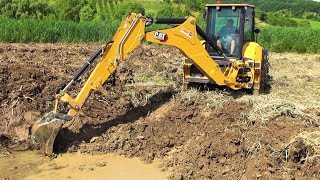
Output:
31 112 71 156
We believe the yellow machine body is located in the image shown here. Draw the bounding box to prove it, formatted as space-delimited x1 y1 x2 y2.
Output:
32 10 269 156
183 4 266 92
59 13 264 117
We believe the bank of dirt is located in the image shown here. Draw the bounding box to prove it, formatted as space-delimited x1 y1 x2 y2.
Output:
0 43 319 179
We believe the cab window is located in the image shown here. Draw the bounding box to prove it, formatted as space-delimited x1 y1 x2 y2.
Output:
244 8 254 42
207 7 241 56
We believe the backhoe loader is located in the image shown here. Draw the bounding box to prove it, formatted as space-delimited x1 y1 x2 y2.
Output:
32 3 269 156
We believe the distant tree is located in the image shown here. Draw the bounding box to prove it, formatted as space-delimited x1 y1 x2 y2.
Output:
303 11 317 20
220 0 320 18
0 0 52 19
0 0 16 17
55 0 86 22
79 5 94 22
267 13 298 27
157 2 190 18
184 0 205 11
87 0 123 21
113 2 145 19
260 12 267 22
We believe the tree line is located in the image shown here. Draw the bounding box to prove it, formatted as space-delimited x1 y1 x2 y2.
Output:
0 0 145 22
217 0 320 21
0 0 195 22
1 0 319 23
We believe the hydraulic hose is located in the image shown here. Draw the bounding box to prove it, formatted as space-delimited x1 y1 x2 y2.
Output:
62 41 113 92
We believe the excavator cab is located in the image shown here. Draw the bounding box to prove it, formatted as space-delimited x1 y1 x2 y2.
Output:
183 4 257 88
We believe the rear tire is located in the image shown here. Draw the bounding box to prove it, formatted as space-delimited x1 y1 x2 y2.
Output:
258 49 271 94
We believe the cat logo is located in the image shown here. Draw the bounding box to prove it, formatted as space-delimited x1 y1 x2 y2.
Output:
154 32 168 42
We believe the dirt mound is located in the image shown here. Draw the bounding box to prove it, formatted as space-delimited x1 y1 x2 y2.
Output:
73 95 319 179
0 43 320 179
0 43 99 141
0 43 181 149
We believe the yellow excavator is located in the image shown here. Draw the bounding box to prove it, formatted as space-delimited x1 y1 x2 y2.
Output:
32 3 269 156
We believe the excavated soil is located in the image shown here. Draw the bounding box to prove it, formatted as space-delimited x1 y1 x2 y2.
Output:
0 43 320 179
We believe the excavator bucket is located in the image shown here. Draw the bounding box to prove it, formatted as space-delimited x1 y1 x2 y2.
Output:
31 112 71 156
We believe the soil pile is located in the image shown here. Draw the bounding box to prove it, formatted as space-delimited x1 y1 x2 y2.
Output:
0 43 320 179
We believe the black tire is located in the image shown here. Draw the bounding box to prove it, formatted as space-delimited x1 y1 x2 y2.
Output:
259 49 271 94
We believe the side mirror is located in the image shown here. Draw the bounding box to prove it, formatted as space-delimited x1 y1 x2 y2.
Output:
254 28 261 34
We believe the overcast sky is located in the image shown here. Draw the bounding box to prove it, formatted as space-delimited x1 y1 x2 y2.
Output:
313 0 320 2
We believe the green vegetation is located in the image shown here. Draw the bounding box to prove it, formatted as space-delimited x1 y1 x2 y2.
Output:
0 0 145 22
259 26 320 53
0 17 119 42
218 0 320 21
0 0 319 53
310 20 320 28
0 0 53 19
0 0 195 43
293 18 320 28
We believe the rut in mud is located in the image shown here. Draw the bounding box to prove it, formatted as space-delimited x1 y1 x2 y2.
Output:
0 43 320 179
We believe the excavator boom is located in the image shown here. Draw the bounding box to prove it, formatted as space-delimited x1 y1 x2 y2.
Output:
32 13 262 156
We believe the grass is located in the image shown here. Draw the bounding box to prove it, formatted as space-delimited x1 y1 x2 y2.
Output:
235 52 320 123
258 26 320 53
175 51 320 123
134 73 168 85
1 14 320 54
177 89 232 109
292 18 320 29
0 17 119 43
284 131 320 162
310 20 320 28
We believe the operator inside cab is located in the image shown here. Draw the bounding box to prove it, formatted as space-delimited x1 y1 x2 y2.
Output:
206 5 243 56
217 19 237 54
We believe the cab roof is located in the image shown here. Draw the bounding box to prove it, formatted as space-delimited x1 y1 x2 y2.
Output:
206 4 255 8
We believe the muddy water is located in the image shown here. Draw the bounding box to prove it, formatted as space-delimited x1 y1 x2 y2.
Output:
0 151 170 180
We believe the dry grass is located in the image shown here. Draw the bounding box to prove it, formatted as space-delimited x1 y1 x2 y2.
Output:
236 95 319 123
236 52 320 123
267 53 320 108
127 49 320 123
176 89 232 109
282 131 320 162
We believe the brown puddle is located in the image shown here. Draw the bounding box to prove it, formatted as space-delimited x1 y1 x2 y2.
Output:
0 151 170 180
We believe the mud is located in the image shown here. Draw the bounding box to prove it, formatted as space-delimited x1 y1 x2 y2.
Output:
0 43 320 179
0 151 169 179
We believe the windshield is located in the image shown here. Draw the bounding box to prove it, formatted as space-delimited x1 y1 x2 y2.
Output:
244 8 254 42
207 7 241 56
